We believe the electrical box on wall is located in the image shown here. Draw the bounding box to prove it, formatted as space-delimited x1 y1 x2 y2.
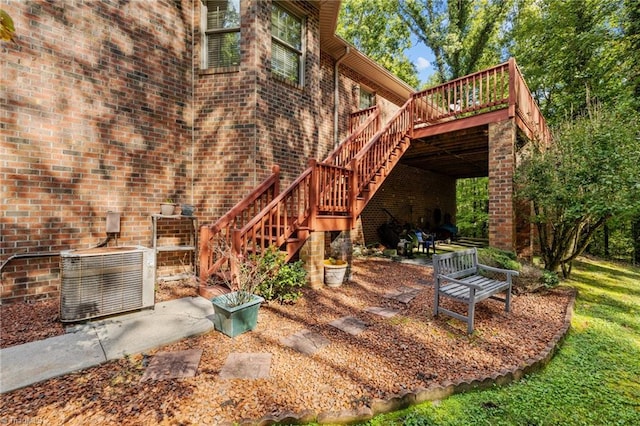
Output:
106 211 121 233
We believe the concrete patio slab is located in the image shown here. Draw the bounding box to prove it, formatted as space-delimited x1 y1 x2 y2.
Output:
88 297 214 360
0 328 105 393
0 297 215 393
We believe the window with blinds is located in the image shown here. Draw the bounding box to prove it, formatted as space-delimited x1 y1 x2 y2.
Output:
359 88 375 109
271 3 304 85
204 0 240 69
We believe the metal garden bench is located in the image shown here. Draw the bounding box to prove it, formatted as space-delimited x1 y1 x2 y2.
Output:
432 247 519 333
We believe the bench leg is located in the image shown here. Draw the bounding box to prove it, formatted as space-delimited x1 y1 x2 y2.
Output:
467 301 475 334
505 286 512 312
433 283 440 317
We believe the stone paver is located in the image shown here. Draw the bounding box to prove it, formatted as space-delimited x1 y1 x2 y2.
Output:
364 306 400 318
329 316 368 335
280 329 330 355
384 286 422 304
141 348 202 382
220 352 272 379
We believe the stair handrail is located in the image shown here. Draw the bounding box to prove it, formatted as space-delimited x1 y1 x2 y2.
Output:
199 165 280 283
234 165 314 256
351 97 414 196
324 106 380 168
349 105 379 133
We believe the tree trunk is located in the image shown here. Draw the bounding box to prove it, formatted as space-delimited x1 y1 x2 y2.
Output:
633 217 640 265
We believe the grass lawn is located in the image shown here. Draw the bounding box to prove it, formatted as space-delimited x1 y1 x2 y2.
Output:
359 257 640 426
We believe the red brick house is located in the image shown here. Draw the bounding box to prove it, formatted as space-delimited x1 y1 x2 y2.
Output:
1 0 548 303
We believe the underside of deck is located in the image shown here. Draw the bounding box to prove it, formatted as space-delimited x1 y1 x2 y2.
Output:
404 110 529 179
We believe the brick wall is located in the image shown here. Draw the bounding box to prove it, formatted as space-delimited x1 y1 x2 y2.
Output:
1 0 410 302
1 0 194 302
360 164 456 247
488 119 516 251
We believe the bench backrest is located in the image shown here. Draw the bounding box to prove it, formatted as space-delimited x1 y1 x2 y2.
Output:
433 247 479 279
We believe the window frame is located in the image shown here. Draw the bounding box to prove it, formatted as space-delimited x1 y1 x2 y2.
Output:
201 0 241 71
270 2 305 86
359 87 376 109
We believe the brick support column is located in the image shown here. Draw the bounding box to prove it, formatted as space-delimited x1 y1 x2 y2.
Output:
300 231 325 289
488 119 517 252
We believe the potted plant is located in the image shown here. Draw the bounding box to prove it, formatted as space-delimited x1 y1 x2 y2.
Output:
323 257 348 287
160 199 177 215
181 203 195 216
210 247 266 338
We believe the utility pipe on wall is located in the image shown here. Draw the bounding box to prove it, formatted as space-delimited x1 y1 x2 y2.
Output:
334 46 350 146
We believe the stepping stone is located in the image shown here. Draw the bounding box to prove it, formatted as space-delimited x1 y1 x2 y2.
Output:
365 306 400 318
329 316 368 335
220 352 271 379
140 348 202 382
384 287 422 304
280 329 330 355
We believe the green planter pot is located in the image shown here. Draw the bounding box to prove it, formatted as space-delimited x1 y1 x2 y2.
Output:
211 292 264 338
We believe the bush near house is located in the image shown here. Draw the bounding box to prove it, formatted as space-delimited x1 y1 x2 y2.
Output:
254 246 307 304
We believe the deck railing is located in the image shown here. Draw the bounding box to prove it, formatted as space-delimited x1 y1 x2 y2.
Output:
199 106 381 280
412 62 510 124
411 58 551 143
509 60 552 143
325 106 380 168
234 166 313 257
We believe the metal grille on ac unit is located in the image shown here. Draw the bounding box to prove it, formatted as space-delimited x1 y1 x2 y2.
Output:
60 246 155 322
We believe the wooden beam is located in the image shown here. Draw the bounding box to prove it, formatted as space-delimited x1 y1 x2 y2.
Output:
412 109 510 140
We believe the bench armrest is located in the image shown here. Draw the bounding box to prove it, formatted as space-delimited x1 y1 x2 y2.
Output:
477 263 520 277
436 274 484 290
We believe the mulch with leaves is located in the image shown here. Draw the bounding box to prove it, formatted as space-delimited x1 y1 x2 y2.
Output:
0 257 573 425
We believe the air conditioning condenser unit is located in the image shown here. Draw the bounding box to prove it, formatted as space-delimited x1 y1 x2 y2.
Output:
60 246 155 322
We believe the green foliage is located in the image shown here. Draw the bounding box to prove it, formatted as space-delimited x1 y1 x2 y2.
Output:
456 177 488 239
478 247 520 272
254 245 306 304
516 106 640 276
399 0 516 82
337 0 419 88
540 269 560 288
588 219 637 262
509 0 629 123
0 9 15 42
360 257 640 425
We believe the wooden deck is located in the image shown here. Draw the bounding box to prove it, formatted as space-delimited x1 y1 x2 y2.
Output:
199 58 551 283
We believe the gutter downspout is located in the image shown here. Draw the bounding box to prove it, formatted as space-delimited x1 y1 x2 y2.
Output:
334 46 350 146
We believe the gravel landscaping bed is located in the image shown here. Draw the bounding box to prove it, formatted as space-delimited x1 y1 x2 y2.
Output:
0 257 573 425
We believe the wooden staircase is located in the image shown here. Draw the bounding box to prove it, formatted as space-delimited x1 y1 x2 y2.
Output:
198 58 551 286
198 100 413 284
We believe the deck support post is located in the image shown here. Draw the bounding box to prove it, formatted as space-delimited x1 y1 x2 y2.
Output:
299 231 325 289
488 118 517 252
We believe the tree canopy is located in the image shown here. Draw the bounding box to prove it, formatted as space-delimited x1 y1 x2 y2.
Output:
337 0 419 88
509 0 629 124
516 106 640 275
399 0 517 82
